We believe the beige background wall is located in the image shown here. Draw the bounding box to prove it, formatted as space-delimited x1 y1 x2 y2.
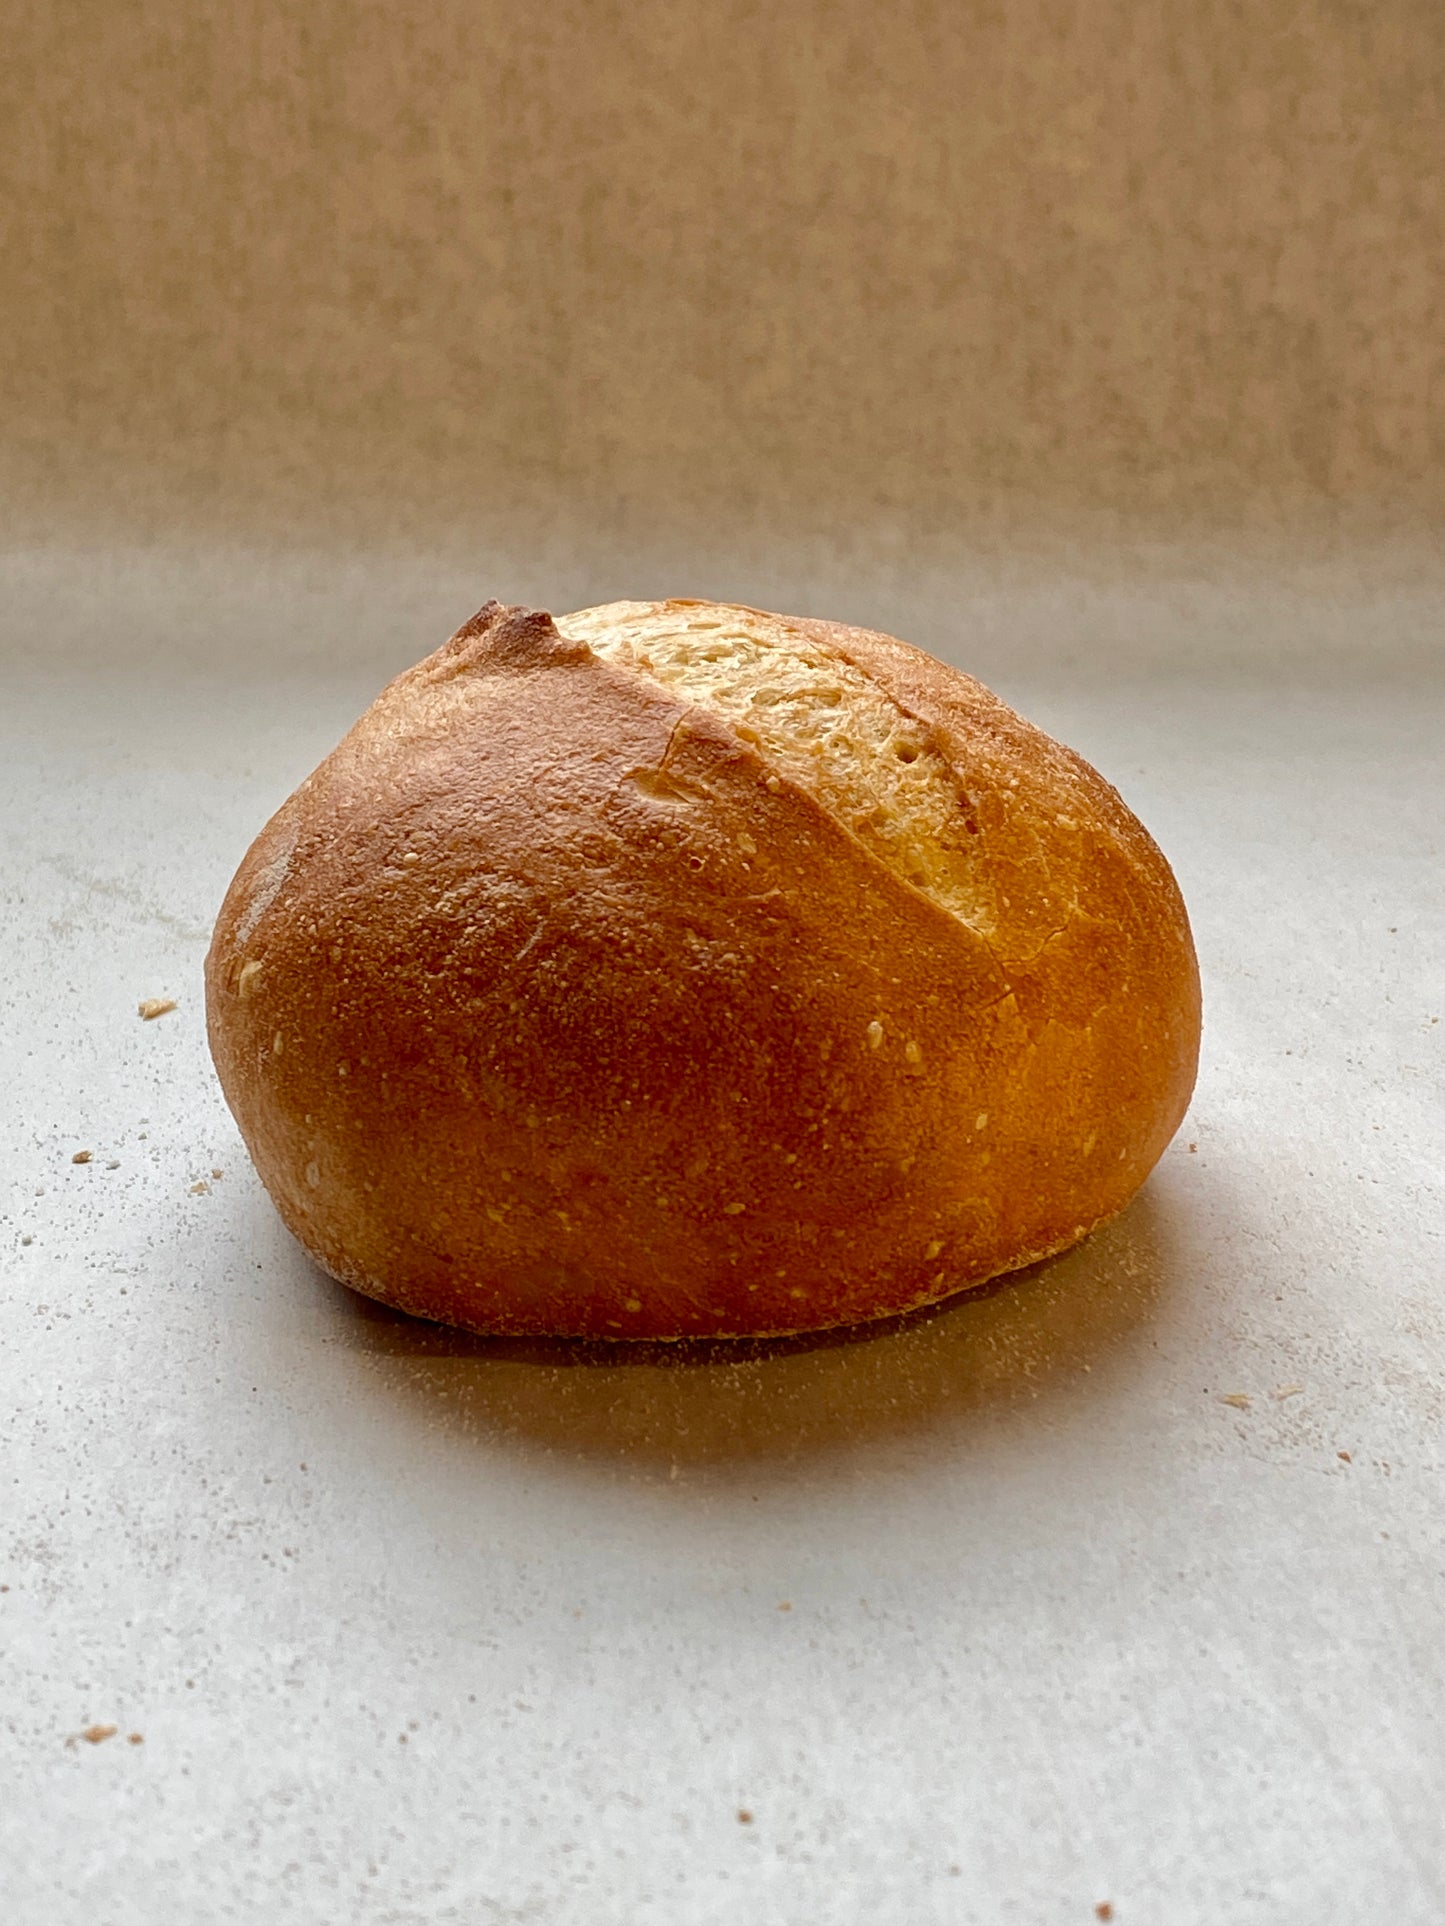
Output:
3 0 1442 552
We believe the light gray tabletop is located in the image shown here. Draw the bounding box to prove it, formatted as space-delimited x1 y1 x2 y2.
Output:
3 544 1442 1925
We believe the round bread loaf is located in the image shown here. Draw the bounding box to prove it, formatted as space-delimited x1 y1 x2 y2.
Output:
206 598 1200 1339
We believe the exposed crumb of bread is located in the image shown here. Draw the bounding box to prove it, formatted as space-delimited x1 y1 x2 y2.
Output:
71 1150 92 1165
925 1239 944 1259
1219 1393 1252 1410
237 959 264 997
904 1039 922 1066
138 998 177 1020
723 1201 746 1215
558 602 994 932
866 1020 884 1049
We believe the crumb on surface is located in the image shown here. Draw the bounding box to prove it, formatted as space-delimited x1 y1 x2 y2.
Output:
1188 1142 1198 1152
777 1601 792 1611
1219 1393 1251 1410
81 1724 117 1745
1096 1906 1114 1922
1273 1384 1305 1400
189 1181 210 1196
71 1150 92 1165
210 1167 224 1180
127 1732 144 1745
736 1809 753 1824
138 998 177 1020
1338 1450 1352 1463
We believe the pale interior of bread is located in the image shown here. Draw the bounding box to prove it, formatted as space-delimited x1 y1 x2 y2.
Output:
555 601 992 933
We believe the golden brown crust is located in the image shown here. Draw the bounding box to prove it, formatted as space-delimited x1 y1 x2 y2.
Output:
206 598 1201 1339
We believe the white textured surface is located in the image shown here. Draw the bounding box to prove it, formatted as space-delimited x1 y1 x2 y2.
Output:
2 547 1443 1925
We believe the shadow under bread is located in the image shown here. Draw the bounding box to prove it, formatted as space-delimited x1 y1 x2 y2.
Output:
323 1183 1181 1468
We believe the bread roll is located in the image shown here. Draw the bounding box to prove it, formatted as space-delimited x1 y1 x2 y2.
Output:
206 599 1200 1339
